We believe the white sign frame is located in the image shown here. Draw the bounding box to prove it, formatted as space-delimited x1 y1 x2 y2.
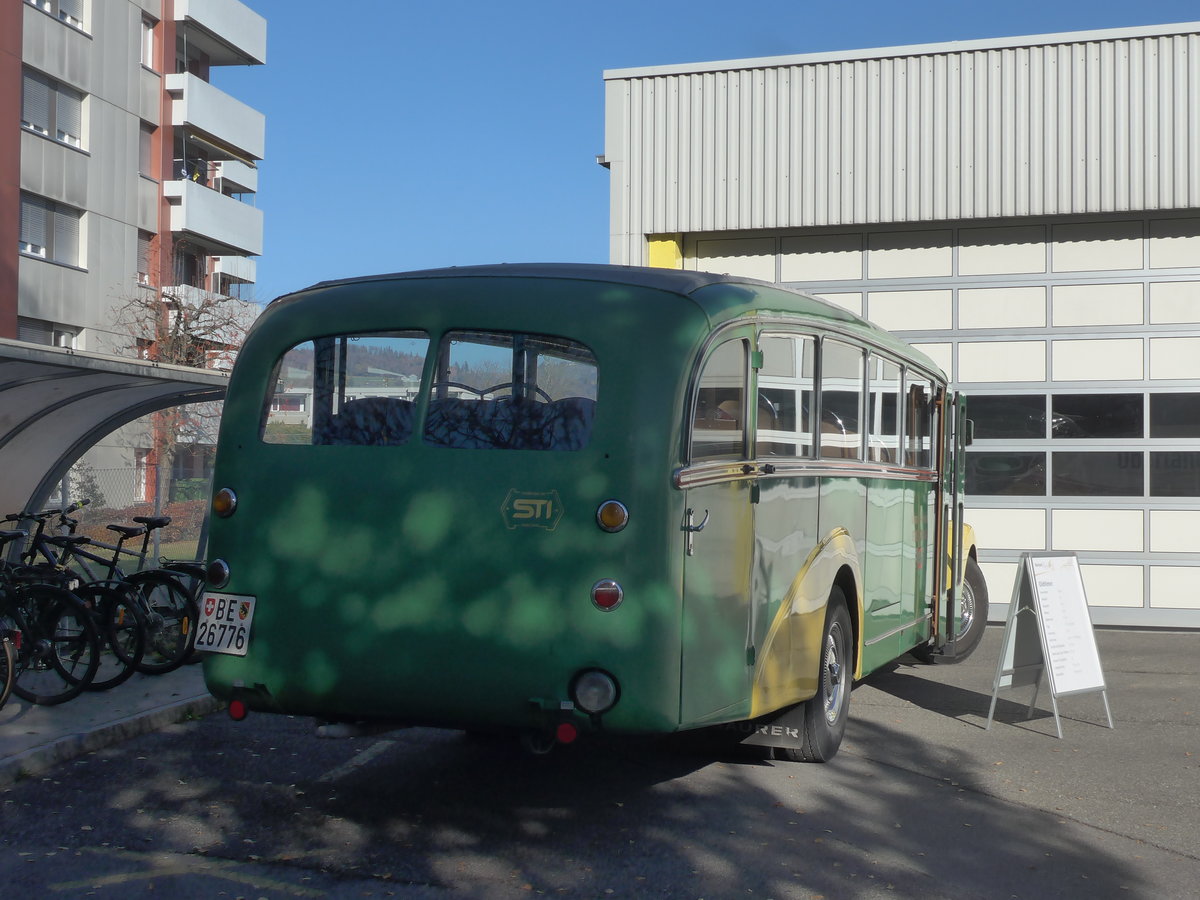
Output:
986 551 1114 738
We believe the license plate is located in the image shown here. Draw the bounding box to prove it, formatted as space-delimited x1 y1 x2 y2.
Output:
197 592 256 656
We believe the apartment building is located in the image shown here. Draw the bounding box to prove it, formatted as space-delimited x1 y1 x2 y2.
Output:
2 0 265 505
4 0 265 350
604 23 1200 629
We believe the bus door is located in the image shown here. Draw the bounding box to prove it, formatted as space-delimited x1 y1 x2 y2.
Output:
679 335 755 725
942 390 970 653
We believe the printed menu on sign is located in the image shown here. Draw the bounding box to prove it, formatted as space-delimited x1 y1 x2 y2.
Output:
1029 555 1105 695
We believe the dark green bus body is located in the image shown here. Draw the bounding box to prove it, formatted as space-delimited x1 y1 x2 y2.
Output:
203 264 977 750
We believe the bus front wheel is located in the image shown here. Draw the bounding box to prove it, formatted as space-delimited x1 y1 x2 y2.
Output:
774 588 852 763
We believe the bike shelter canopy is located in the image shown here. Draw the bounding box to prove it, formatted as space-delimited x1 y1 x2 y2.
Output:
0 337 227 518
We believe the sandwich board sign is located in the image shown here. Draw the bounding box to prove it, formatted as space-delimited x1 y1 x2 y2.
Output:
986 551 1114 738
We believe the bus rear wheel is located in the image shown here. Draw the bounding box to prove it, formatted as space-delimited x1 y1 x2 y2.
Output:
952 557 989 660
774 588 852 763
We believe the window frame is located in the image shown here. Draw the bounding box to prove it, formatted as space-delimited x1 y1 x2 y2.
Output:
21 67 84 149
19 192 82 267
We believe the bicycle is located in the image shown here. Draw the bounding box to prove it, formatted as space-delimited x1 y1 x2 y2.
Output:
13 507 149 690
25 503 197 676
0 529 101 705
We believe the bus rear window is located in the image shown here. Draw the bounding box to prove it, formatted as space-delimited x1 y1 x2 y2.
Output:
424 330 598 451
262 331 429 445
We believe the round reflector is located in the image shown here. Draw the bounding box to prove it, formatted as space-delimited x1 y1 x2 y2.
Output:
591 578 623 611
212 487 238 518
596 500 629 533
555 722 579 744
572 669 619 714
228 699 248 721
206 558 231 589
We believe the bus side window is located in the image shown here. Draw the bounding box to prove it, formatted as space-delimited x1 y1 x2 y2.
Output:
757 333 815 458
691 339 747 462
868 355 901 464
905 379 935 468
820 340 864 460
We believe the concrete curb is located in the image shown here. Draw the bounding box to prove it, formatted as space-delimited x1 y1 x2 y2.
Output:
0 693 223 788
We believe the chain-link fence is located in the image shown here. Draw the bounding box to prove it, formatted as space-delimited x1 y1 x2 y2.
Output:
53 465 211 563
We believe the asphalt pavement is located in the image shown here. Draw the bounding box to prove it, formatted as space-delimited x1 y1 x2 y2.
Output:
1 625 1197 870
0 661 219 787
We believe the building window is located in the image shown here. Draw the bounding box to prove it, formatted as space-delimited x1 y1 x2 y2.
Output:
969 394 1046 439
1149 394 1200 438
1150 452 1200 497
1052 451 1143 497
22 68 84 149
20 192 82 266
135 449 152 502
18 317 75 348
137 231 154 286
139 124 155 177
1051 394 1143 439
25 0 86 31
141 17 156 70
967 452 1047 496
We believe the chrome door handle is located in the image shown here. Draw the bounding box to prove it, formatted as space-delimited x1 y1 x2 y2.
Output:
684 508 709 556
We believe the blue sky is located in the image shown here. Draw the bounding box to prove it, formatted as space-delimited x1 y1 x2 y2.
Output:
219 1 1200 303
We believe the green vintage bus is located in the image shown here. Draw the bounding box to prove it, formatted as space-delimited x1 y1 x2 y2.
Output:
200 264 986 762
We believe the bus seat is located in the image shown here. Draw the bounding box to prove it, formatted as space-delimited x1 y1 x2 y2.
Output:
427 397 495 448
545 397 595 450
327 397 414 445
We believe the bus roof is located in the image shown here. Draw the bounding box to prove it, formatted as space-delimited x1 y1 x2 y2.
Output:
277 263 943 378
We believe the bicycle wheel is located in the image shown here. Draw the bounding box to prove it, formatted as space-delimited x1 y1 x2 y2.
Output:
126 572 196 675
11 585 102 705
0 636 13 711
78 584 147 692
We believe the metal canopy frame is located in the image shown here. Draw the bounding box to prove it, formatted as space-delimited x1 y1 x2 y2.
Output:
0 338 228 518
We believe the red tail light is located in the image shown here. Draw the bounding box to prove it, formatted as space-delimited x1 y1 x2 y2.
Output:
591 579 623 611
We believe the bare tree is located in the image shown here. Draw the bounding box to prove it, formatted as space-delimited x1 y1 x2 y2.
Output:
111 238 258 515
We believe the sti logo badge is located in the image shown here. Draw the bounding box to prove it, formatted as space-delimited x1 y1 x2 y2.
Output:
502 490 564 531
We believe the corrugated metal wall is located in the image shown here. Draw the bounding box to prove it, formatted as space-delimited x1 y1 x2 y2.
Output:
605 28 1200 264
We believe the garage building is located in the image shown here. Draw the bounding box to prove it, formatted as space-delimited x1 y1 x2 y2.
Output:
603 22 1200 628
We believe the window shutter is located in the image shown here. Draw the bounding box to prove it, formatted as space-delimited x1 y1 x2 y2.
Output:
56 84 83 145
52 205 80 266
57 0 84 26
22 69 51 134
20 194 48 251
137 231 152 282
18 318 53 346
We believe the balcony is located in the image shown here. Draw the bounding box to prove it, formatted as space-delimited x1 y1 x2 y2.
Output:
212 254 256 285
212 159 257 194
164 179 263 256
166 73 265 161
174 0 267 67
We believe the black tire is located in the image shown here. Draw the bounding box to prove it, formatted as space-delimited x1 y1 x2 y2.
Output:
11 585 102 705
910 556 990 664
126 573 197 675
774 588 853 763
0 635 14 710
951 557 989 661
79 585 146 692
